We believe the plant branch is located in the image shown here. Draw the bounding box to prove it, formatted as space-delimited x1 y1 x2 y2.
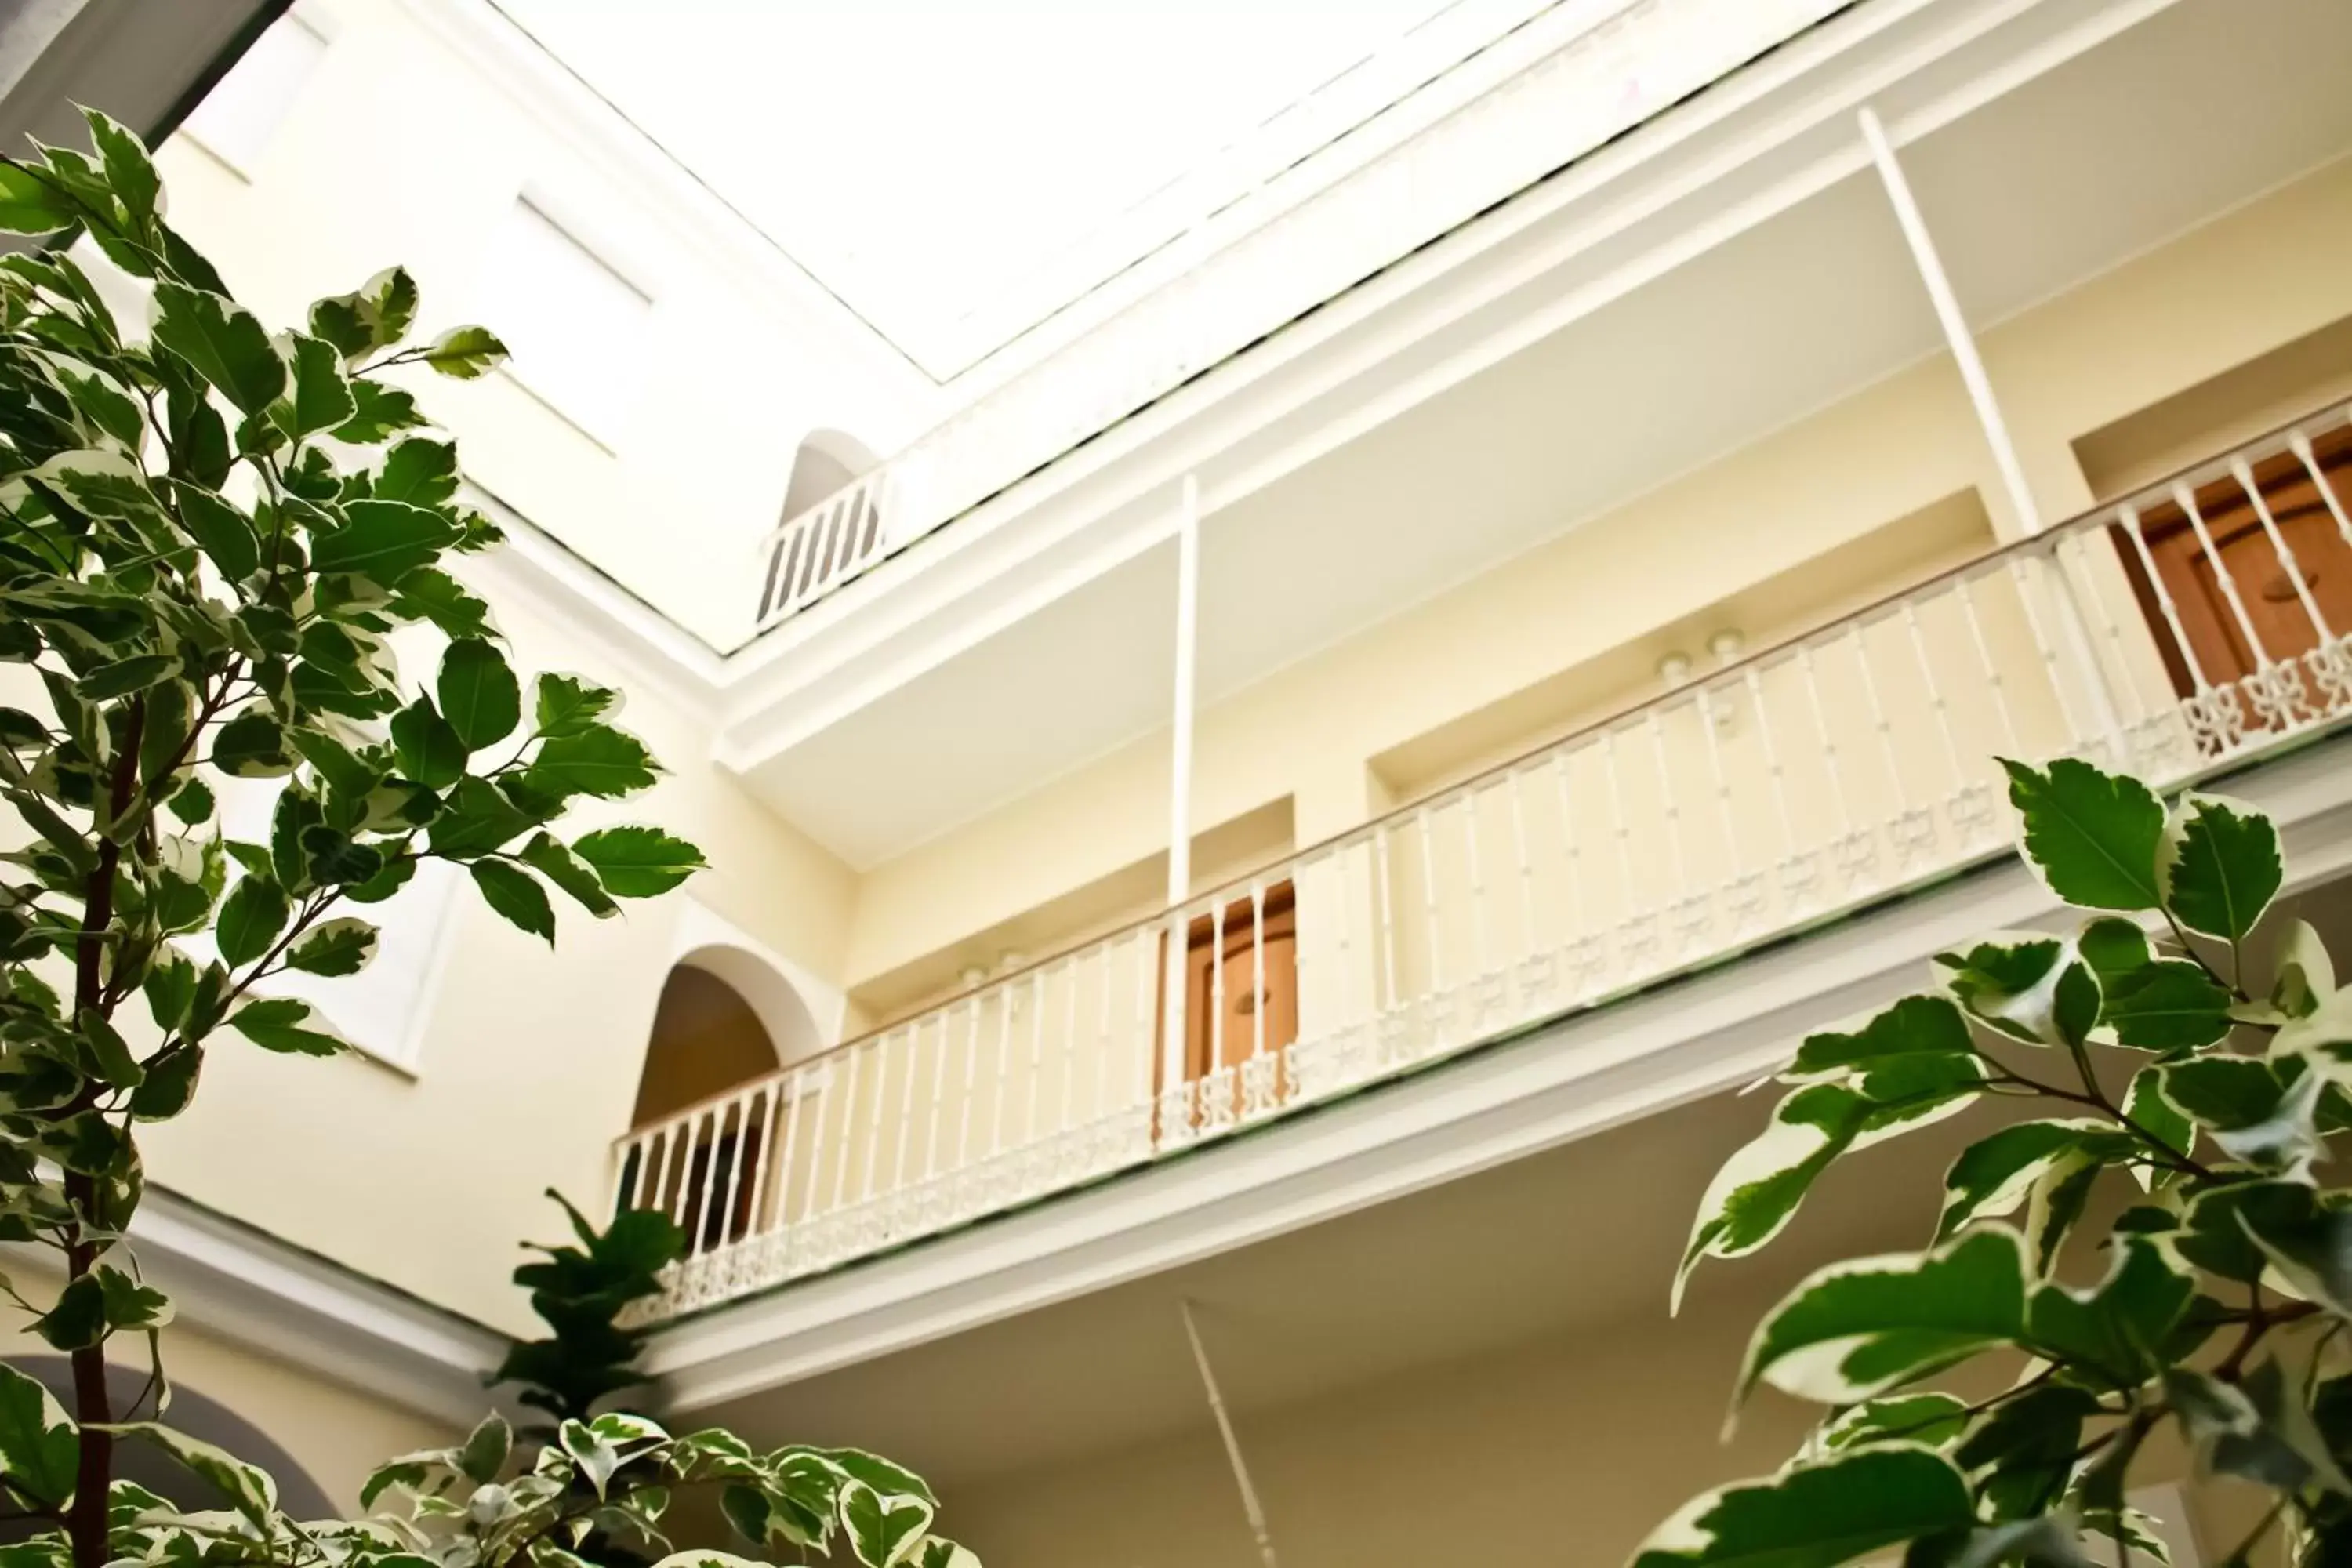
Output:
56 690 148 1568
2161 907 2245 1002
2216 1294 2322 1383
1979 1048 2214 1179
213 889 345 1017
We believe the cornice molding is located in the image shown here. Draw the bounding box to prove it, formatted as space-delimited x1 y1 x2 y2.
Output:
118 1188 507 1427
384 0 913 379
459 485 729 728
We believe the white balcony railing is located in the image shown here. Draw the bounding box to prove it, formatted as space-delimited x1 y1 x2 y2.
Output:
640 402 2352 1320
752 463 904 623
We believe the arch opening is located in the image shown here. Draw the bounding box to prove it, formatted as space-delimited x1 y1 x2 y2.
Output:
1 1359 334 1522
630 965 781 1131
766 429 887 616
625 952 818 1250
778 427 879 529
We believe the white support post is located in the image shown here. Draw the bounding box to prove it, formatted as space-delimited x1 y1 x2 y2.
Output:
1181 1299 1282 1568
1858 107 2039 536
1169 474 1201 906
1163 475 1203 1104
1860 106 2123 754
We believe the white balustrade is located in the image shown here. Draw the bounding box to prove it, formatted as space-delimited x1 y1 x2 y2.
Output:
634 403 2352 1319
754 465 900 622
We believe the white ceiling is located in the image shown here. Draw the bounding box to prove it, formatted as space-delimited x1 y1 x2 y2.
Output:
761 544 1182 869
695 1074 1955 1486
492 0 1508 379
746 0 2352 870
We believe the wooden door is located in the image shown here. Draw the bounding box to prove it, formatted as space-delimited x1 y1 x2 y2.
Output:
1156 882 1298 1128
2114 425 2352 700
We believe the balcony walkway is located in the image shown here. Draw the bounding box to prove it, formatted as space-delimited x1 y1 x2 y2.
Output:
624 401 2352 1323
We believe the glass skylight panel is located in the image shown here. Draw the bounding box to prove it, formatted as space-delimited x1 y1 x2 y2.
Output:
476 200 655 448
491 0 1460 376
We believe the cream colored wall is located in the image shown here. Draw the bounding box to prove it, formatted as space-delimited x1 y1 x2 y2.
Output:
154 0 935 650
840 155 2352 1001
0 1276 456 1515
938 1282 2249 1568
140 577 859 1334
1994 157 2352 521
844 350 2000 994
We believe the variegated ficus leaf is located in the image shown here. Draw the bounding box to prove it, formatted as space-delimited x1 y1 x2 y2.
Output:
1649 755 2352 1568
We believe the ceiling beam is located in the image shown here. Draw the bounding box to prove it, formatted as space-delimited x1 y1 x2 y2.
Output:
0 0 287 156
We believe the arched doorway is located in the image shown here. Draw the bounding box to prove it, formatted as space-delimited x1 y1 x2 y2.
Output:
623 955 813 1251
778 428 877 528
2 1359 334 1521
763 429 885 619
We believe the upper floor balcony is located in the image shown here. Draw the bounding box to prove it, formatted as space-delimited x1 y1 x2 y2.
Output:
626 396 2352 1323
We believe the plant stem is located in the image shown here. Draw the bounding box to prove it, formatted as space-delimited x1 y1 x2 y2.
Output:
1861 1363 2060 1446
2162 908 2245 1002
61 1195 111 1568
1982 1058 2212 1179
60 694 147 1568
136 662 241 812
73 695 142 1011
2216 1295 2321 1382
213 891 344 1018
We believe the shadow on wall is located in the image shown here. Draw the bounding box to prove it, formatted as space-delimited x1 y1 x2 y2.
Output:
1 1358 334 1522
778 428 879 530
633 962 791 1127
623 953 820 1249
762 429 888 619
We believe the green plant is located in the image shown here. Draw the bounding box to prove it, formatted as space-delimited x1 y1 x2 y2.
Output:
0 114 975 1568
1641 754 2352 1568
495 1191 684 1434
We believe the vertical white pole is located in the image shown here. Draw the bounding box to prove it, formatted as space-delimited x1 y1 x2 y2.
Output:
1858 107 2039 536
1181 1299 1283 1568
1860 105 2122 751
1163 474 1203 1105
1169 474 1202 905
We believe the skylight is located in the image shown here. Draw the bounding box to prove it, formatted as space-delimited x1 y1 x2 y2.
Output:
492 0 1479 379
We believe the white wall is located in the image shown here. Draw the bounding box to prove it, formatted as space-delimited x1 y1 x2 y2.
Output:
158 0 943 650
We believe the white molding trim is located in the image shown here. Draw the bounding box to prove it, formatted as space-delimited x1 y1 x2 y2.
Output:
457 485 729 727
710 0 2190 776
389 0 912 379
643 738 2352 1409
358 0 2201 811
670 896 848 1059
119 1188 508 1427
